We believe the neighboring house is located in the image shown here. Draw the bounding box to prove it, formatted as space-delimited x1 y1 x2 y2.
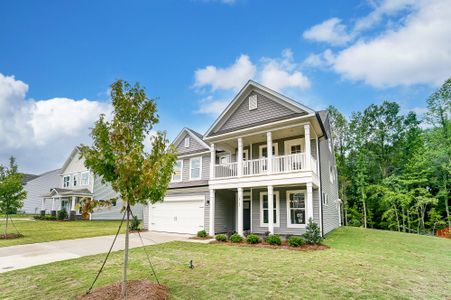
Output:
143 80 341 237
23 147 142 220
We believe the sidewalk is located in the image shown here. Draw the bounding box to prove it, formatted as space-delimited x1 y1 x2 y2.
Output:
0 231 204 273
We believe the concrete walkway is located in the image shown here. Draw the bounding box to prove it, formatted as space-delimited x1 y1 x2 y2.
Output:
0 231 205 273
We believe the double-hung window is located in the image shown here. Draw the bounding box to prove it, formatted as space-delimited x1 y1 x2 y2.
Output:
73 174 78 187
81 172 90 185
260 191 280 227
287 190 306 227
189 157 202 180
63 175 70 188
172 160 183 182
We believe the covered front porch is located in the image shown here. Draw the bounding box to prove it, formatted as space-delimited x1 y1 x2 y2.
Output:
209 183 319 237
41 188 93 220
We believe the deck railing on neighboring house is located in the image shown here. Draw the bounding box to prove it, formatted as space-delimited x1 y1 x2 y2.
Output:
214 153 317 179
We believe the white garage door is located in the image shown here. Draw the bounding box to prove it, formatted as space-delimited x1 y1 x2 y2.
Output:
149 195 205 234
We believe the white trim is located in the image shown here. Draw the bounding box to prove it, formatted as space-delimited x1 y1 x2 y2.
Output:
63 175 70 188
163 195 205 202
218 153 231 164
204 80 316 137
286 190 307 228
80 171 90 186
250 188 253 232
284 138 305 155
189 156 202 180
259 191 280 227
171 159 183 182
184 136 190 148
259 142 278 158
178 151 210 159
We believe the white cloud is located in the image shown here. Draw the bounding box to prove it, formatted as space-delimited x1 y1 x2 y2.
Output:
303 49 335 68
193 55 256 91
303 18 353 46
0 73 111 173
259 49 311 90
332 0 451 87
195 96 229 116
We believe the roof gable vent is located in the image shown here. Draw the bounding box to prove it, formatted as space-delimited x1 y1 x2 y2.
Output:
248 94 258 110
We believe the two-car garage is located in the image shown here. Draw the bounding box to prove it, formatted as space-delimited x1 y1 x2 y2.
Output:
148 195 205 234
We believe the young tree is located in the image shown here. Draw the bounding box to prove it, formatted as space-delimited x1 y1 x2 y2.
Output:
0 157 27 238
80 80 176 297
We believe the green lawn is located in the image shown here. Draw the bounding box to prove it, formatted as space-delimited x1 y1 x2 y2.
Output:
1 227 450 299
0 219 124 247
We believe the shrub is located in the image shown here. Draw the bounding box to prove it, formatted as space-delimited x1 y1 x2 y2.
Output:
129 216 141 231
215 234 227 242
230 233 243 243
243 230 251 237
288 236 305 247
196 230 207 238
246 234 261 244
266 234 282 245
303 218 323 244
57 209 68 220
226 230 234 239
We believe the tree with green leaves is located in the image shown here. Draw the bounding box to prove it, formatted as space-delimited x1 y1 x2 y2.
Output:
80 80 176 297
0 157 26 238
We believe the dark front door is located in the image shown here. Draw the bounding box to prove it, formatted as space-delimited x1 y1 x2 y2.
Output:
243 200 251 230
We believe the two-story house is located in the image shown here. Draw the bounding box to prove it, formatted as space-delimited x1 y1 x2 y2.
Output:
25 147 142 220
143 80 341 237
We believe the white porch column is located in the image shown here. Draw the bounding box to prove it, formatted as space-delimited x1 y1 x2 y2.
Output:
51 197 56 211
209 189 215 236
58 197 62 210
71 196 76 211
306 182 313 223
268 185 274 234
304 124 311 170
210 143 215 179
237 187 244 236
237 137 243 177
41 198 46 211
266 131 273 174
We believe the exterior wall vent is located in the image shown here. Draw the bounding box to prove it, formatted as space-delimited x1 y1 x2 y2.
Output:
184 136 190 148
248 94 258 110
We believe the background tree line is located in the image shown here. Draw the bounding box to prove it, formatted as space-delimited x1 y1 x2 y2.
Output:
328 78 450 234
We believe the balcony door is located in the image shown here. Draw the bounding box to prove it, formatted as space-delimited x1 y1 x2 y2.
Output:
284 139 304 171
259 143 278 172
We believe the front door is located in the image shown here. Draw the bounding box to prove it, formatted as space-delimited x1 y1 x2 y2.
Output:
243 200 251 231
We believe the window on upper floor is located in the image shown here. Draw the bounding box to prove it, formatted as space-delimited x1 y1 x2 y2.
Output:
73 174 78 187
218 154 230 165
184 137 190 148
322 192 329 206
63 175 70 188
329 163 335 183
172 160 183 182
189 157 202 180
81 172 89 185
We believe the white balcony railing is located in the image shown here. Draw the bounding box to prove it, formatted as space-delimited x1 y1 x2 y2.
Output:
215 162 238 178
213 153 317 179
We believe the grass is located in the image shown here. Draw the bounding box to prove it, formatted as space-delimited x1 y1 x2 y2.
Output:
0 219 124 247
1 227 450 299
0 213 36 219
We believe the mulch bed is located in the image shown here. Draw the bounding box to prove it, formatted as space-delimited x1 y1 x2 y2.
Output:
0 233 24 239
78 280 169 300
210 240 329 251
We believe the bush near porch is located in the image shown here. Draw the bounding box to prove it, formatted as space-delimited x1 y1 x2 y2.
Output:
0 227 450 299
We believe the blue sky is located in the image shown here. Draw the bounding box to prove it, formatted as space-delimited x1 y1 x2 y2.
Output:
0 0 450 173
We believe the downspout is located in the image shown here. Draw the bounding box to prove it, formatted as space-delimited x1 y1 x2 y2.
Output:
318 138 324 237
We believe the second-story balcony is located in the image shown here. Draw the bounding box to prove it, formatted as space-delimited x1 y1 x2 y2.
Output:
214 153 317 178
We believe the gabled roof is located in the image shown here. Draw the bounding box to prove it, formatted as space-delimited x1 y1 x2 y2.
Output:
60 146 81 174
172 127 210 149
42 187 92 198
204 80 316 137
21 173 38 184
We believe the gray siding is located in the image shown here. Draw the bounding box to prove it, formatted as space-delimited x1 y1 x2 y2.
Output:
175 132 208 155
214 91 302 135
169 154 210 189
91 175 142 220
213 190 236 233
319 137 340 235
251 185 320 235
23 169 61 214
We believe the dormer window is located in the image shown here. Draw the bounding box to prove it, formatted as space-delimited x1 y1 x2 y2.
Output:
63 176 70 188
184 137 190 148
249 94 257 110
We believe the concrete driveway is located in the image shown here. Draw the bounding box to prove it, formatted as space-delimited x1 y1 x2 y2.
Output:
0 231 200 273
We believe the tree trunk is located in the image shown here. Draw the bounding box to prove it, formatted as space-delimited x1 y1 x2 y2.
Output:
394 205 400 232
121 202 130 299
4 214 8 237
361 188 367 228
